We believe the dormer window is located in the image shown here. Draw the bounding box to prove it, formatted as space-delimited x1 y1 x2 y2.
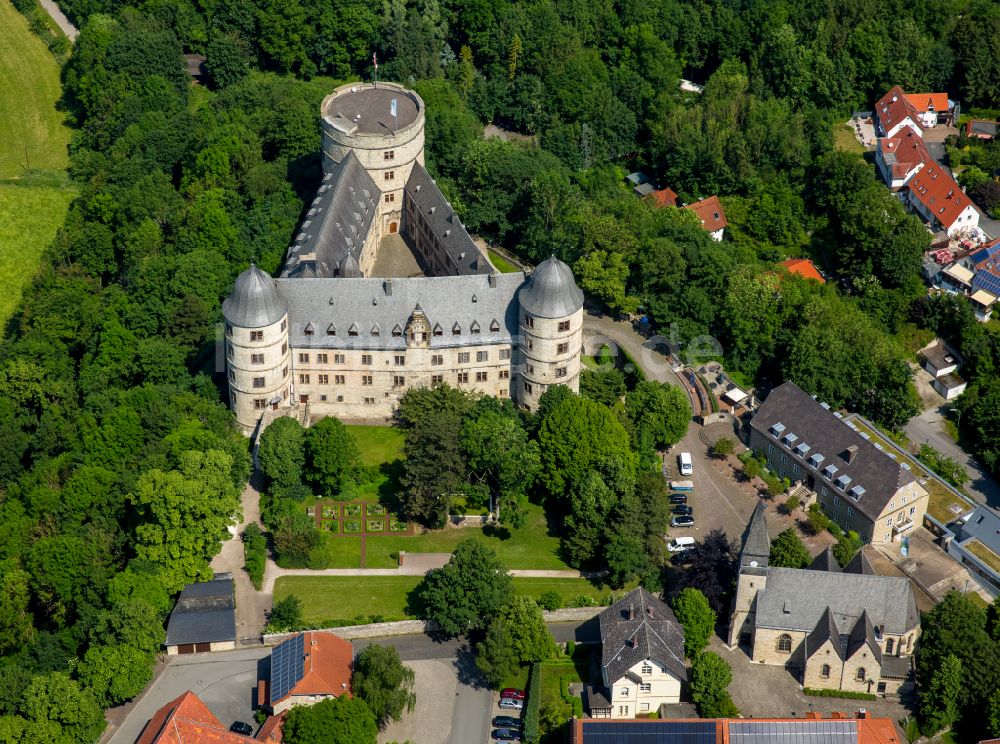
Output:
823 464 839 478
470 320 480 334
770 423 786 437
432 323 443 337
850 485 866 500
794 442 811 457
392 324 403 337
809 453 825 467
452 322 461 335
490 319 500 332
371 323 380 337
836 474 852 490
783 432 798 447
327 323 336 336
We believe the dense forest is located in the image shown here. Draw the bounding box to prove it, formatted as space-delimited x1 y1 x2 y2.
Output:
2 0 1000 740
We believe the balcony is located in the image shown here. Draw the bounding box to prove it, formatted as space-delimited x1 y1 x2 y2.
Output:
893 519 916 535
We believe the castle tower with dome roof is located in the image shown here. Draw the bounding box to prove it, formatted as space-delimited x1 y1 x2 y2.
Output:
222 82 584 433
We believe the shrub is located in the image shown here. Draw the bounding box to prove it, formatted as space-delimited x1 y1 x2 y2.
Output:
803 688 876 700
266 595 303 633
710 437 735 458
306 544 332 569
524 664 541 743
242 523 267 590
537 591 563 611
782 493 801 514
568 595 600 608
565 641 575 657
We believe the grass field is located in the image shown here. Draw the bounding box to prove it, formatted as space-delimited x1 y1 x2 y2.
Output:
488 249 522 274
346 425 404 466
833 123 864 154
0 1 75 327
274 574 618 625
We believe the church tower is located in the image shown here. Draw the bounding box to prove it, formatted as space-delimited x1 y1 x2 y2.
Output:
727 503 771 648
222 265 291 432
516 256 585 410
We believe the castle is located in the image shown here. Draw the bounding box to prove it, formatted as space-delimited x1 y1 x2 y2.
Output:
222 82 584 432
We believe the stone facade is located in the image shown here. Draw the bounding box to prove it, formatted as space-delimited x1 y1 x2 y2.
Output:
519 307 584 410
225 313 290 427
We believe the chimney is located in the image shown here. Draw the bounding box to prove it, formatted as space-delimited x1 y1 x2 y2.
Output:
857 709 867 719
384 280 393 296
489 273 498 288
844 445 859 463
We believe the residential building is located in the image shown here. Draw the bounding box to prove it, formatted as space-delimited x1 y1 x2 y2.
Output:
919 340 967 400
940 262 975 294
966 239 1000 297
747 382 929 545
585 587 686 718
906 164 980 236
260 632 353 714
779 258 825 283
136 691 283 743
165 573 236 655
571 713 902 744
970 289 997 322
904 91 955 127
222 82 585 432
966 119 999 140
875 128 930 191
648 186 679 208
943 505 1000 593
727 505 919 696
684 195 727 241
875 85 954 137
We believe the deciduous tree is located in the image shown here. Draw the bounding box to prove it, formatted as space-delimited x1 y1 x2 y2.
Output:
477 596 556 687
671 588 716 659
305 417 360 496
283 695 377 744
689 652 739 718
352 645 416 727
259 416 306 490
769 529 810 569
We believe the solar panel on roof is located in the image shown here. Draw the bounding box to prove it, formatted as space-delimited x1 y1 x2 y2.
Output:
270 633 305 703
729 719 856 743
580 720 717 743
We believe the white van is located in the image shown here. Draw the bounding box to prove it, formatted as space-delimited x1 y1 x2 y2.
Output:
667 536 696 553
678 452 693 475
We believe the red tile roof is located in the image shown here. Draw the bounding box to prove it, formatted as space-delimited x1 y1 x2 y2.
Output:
907 164 973 230
780 258 825 283
571 716 900 744
685 195 727 232
648 187 678 207
904 92 948 114
272 632 353 705
878 128 931 181
136 691 283 744
876 85 923 134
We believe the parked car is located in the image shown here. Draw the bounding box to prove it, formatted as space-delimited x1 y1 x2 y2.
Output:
493 716 523 729
666 536 696 552
671 504 693 516
493 728 523 741
669 493 688 504
671 551 694 566
671 515 695 528
678 451 693 475
499 698 524 710
230 722 254 736
500 688 526 700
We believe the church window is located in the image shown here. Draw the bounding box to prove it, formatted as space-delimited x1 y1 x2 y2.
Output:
777 634 792 653
820 664 830 678
856 668 866 682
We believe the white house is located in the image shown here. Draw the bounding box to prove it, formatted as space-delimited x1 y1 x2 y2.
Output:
684 195 728 241
585 588 686 718
906 165 980 237
875 128 928 191
875 86 924 138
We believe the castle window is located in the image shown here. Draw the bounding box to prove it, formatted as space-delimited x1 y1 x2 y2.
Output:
254 399 267 410
526 364 534 374
527 339 533 350
384 151 395 160
820 664 830 678
228 369 235 382
251 353 265 365
886 638 894 654
299 374 310 384
384 193 395 203
557 342 569 354
524 315 534 328
477 351 488 362
394 355 405 366
335 375 345 384
555 367 567 378
282 366 288 379
251 331 263 341
500 349 511 360
362 375 373 386
281 343 288 354
362 354 372 365
856 668 866 682
393 375 405 387
458 352 470 364
432 355 443 366
457 372 469 384
558 320 571 332
432 375 443 385
476 371 488 382
253 377 265 388
500 370 509 379
364 397 375 405
225 323 233 336
777 634 792 653
318 374 329 384
281 319 287 332
384 171 394 180
524 381 533 394
317 353 328 364
299 353 309 363
334 354 345 364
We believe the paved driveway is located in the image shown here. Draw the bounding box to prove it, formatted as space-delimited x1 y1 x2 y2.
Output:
106 647 269 744
377 659 461 744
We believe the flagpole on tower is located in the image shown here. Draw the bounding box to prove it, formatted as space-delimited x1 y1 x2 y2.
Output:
373 52 378 89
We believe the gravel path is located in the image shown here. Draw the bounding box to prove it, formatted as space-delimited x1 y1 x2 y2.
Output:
38 0 78 40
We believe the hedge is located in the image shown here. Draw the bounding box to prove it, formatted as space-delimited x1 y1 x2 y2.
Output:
524 663 541 743
243 523 267 590
803 688 877 701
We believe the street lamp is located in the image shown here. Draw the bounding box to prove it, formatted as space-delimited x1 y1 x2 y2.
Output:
949 406 962 431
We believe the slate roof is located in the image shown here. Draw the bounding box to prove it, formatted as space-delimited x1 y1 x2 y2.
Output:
223 265 289 328
805 607 843 659
749 382 917 523
739 502 770 571
809 547 841 573
404 163 490 275
959 506 1000 555
845 609 882 665
843 549 876 575
518 256 584 319
165 575 236 647
283 152 380 279
753 567 918 636
276 272 524 350
598 587 686 684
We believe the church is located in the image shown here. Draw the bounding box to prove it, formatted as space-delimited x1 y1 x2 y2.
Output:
222 82 584 432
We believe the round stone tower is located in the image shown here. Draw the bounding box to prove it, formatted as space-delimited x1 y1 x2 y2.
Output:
222 265 291 431
320 82 425 237
517 256 585 410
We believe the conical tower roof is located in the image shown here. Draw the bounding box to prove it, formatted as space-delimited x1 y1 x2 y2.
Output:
222 264 288 328
739 502 770 570
518 256 584 319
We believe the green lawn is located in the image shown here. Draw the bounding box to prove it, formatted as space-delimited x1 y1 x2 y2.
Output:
343 425 405 502
833 123 864 154
488 249 522 274
274 574 615 626
0 2 75 327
